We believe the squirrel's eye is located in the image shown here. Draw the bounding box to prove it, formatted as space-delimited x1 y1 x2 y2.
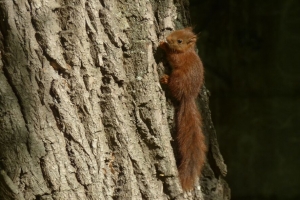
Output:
177 39 182 44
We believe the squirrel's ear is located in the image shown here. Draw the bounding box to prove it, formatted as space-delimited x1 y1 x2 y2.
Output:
185 27 193 31
188 36 197 43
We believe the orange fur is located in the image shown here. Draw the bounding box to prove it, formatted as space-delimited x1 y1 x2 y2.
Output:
160 27 207 191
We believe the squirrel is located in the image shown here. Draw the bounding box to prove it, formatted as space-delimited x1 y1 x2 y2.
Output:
159 27 207 191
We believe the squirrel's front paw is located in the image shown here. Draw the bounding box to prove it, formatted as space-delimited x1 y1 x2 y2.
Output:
160 75 169 84
159 41 165 46
159 40 167 49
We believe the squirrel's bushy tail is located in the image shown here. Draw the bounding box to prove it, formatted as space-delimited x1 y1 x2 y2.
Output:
177 97 207 191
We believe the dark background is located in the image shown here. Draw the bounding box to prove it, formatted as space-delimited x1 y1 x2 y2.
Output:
189 0 300 200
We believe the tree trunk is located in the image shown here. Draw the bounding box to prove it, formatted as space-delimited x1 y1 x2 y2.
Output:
0 0 229 199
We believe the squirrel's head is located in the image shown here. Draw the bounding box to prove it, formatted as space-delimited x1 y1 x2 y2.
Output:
165 27 197 53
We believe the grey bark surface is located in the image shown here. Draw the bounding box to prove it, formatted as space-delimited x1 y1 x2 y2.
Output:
0 0 229 199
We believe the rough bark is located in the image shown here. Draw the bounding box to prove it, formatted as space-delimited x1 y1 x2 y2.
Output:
0 0 229 199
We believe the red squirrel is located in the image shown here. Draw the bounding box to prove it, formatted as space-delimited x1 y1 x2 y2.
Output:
159 27 207 191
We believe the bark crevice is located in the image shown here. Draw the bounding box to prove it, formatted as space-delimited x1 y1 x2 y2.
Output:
0 0 230 199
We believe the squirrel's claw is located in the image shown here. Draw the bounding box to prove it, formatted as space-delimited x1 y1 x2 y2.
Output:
160 74 169 84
